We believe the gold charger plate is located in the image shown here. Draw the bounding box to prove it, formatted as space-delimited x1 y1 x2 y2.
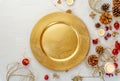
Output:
30 12 90 71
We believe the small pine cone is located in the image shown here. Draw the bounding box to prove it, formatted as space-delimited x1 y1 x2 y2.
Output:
96 46 104 54
88 55 98 66
101 3 110 12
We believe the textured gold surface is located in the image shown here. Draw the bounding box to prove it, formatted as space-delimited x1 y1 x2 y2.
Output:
30 12 90 71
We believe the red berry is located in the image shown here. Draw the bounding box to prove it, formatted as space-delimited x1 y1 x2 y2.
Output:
107 33 111 37
92 39 98 44
44 75 49 80
114 63 118 68
22 58 30 66
111 74 114 77
106 73 111 77
115 41 120 50
105 26 109 31
106 73 113 77
112 48 119 55
104 36 108 40
114 22 119 30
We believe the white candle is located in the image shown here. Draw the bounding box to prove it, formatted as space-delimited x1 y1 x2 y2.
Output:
104 62 115 73
98 29 105 36
66 0 74 6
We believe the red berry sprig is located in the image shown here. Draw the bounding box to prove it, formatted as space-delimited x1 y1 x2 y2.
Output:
104 33 111 40
105 26 112 31
105 26 109 31
92 39 98 44
106 73 113 77
112 41 120 56
22 58 30 66
106 33 111 37
115 41 120 51
114 62 118 68
44 74 49 80
104 36 108 40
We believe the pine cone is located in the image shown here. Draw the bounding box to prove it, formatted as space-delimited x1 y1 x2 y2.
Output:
113 0 120 5
112 4 120 17
88 55 98 66
99 12 112 25
112 0 120 17
96 46 104 54
101 3 110 12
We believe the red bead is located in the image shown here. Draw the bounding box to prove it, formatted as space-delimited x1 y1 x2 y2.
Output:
114 22 119 30
44 75 49 80
92 39 98 44
115 41 120 50
114 63 118 68
112 48 119 55
22 58 30 66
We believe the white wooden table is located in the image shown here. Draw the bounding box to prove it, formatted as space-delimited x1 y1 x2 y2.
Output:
0 0 120 81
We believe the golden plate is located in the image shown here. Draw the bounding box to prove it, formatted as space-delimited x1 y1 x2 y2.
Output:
30 12 90 71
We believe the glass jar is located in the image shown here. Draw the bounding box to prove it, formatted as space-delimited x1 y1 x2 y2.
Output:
88 0 112 13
